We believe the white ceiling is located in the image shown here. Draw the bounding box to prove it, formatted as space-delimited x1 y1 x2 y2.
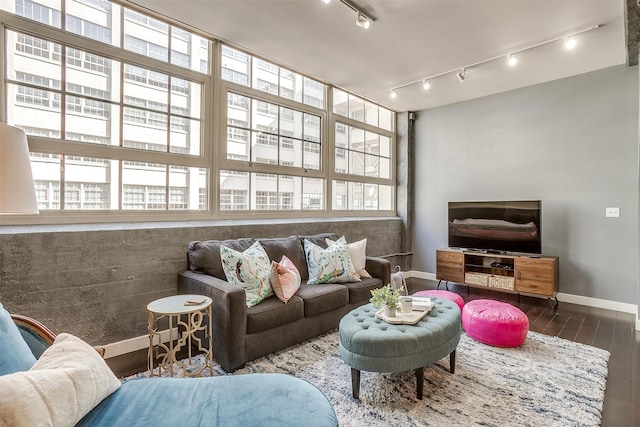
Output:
129 0 627 113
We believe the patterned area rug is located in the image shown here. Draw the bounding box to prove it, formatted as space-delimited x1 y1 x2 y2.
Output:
127 330 609 426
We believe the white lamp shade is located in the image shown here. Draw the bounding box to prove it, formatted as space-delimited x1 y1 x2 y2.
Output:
0 123 39 214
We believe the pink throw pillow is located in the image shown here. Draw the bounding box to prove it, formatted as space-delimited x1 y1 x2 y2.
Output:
270 255 301 303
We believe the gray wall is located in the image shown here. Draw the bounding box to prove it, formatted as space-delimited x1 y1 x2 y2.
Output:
412 64 639 304
0 217 402 345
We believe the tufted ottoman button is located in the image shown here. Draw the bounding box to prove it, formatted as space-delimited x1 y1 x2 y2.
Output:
461 299 529 347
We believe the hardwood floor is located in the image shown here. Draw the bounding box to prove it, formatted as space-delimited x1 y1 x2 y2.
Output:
407 278 639 427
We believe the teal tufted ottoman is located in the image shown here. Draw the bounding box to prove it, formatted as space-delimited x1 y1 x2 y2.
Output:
339 299 461 399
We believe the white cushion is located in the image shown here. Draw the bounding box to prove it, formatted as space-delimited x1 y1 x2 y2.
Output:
326 236 371 279
221 241 273 307
0 333 120 427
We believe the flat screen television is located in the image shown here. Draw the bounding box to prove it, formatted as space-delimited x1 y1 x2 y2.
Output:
448 200 542 255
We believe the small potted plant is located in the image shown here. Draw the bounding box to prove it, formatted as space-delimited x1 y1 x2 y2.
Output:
370 284 401 317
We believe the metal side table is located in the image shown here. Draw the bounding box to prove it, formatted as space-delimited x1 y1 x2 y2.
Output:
147 294 213 377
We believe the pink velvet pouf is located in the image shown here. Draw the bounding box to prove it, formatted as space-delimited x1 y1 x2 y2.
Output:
461 299 529 347
412 290 465 312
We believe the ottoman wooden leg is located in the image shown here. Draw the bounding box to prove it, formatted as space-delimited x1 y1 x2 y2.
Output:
450 349 456 374
351 368 360 399
415 366 424 400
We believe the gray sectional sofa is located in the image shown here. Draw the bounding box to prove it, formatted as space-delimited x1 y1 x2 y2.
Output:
178 233 391 372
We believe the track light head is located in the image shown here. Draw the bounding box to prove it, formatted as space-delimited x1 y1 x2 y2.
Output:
322 0 331 4
355 12 371 29
390 89 397 99
564 36 577 50
422 80 431 90
456 69 466 82
507 54 518 66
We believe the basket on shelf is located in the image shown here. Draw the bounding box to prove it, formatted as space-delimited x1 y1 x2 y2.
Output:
465 272 490 286
488 275 515 290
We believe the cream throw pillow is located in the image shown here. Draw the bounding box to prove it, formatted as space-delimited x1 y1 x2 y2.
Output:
326 236 371 279
0 333 121 427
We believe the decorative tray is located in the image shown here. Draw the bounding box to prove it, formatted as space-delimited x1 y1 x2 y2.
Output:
375 306 432 325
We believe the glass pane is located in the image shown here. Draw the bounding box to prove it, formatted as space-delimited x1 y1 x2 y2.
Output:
380 135 391 158
365 101 379 127
124 67 169 111
364 154 379 177
66 102 120 147
348 181 364 210
227 127 250 160
251 172 278 210
349 126 365 152
66 49 120 102
302 178 324 210
278 175 301 210
252 100 278 133
170 118 200 155
379 185 393 210
31 153 61 210
333 88 348 117
11 0 62 28
349 151 365 176
171 77 201 118
379 157 391 179
8 84 62 137
8 31 62 84
332 180 347 210
221 45 249 86
364 183 378 210
303 113 320 142
220 170 249 210
252 58 278 95
280 69 302 103
198 168 208 210
303 77 324 109
280 137 302 168
227 93 250 127
348 94 365 122
124 8 169 62
379 106 393 131
66 0 116 45
168 165 194 210
252 132 278 164
280 107 302 139
123 107 168 151
122 162 167 210
64 156 114 209
303 142 321 170
365 131 380 154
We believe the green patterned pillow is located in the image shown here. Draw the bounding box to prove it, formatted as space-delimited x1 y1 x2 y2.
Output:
221 241 273 307
304 239 360 285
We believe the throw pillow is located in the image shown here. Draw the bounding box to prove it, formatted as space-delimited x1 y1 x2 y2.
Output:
270 255 301 303
0 302 37 376
304 239 360 285
221 241 273 307
326 236 371 279
0 333 121 427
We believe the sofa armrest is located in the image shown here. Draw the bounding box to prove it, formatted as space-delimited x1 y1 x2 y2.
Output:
365 256 391 286
178 271 247 372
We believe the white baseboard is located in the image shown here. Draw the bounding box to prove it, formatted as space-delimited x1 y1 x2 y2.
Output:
405 270 639 329
103 327 178 359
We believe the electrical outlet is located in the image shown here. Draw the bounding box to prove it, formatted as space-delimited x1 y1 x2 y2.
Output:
605 207 620 218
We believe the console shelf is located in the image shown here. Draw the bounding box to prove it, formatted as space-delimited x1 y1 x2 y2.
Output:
436 248 559 306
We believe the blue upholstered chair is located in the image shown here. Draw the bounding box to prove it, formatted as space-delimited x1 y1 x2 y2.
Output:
3 307 338 427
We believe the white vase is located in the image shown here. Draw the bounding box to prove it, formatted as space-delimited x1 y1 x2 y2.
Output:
384 305 397 317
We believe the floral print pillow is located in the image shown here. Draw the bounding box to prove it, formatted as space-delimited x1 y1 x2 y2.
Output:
221 241 272 307
304 239 360 285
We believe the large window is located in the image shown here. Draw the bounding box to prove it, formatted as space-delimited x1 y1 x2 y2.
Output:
1 0 394 222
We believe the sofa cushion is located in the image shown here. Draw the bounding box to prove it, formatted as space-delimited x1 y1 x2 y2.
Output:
342 277 383 304
304 239 360 285
188 238 256 279
259 236 307 278
270 256 301 303
221 241 273 308
0 333 120 427
246 295 304 334
0 302 37 376
296 283 349 317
